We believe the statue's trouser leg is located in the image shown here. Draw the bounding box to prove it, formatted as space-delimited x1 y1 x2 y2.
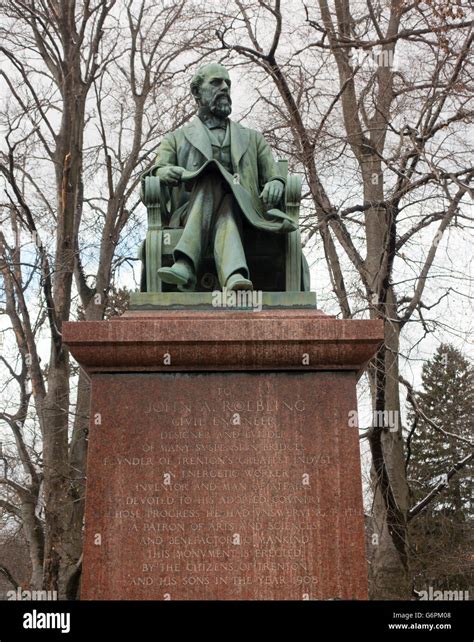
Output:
174 172 249 287
173 179 213 274
213 194 248 287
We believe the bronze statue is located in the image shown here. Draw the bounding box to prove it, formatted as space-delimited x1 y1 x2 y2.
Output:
152 62 299 292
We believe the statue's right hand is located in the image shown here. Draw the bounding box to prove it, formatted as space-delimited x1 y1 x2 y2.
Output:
157 166 184 186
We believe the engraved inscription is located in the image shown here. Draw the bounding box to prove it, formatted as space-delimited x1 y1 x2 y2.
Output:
93 374 349 600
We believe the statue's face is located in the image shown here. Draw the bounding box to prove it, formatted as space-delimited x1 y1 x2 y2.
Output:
198 66 232 118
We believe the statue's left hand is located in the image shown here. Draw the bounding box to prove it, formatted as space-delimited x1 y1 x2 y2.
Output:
260 179 284 207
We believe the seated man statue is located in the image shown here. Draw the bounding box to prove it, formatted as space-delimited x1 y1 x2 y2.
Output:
153 62 298 292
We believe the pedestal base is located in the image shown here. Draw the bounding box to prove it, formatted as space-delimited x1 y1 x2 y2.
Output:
64 310 383 600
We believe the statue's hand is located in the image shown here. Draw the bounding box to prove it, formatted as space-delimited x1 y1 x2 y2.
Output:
157 165 184 186
260 179 284 207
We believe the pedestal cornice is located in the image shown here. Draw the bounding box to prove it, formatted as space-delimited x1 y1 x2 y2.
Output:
64 309 384 377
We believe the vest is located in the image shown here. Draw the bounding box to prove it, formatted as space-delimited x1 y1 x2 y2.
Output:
206 123 233 172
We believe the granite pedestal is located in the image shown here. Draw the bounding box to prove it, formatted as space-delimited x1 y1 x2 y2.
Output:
64 308 383 600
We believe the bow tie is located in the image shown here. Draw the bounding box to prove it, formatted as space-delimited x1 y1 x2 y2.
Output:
202 117 227 130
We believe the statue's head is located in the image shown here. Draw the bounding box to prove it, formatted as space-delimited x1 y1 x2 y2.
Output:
190 63 232 118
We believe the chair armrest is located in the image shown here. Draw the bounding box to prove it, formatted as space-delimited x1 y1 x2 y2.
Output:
285 174 302 221
141 174 161 206
141 173 170 229
277 159 302 220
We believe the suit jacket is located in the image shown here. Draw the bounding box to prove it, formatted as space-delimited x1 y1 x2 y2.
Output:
152 117 297 234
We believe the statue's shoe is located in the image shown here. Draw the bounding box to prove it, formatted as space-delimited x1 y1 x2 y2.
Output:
158 261 195 288
225 273 254 291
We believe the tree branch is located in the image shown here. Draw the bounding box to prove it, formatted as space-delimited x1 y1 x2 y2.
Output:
408 453 473 521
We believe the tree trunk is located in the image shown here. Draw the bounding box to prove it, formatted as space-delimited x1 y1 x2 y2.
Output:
41 352 70 595
369 288 411 598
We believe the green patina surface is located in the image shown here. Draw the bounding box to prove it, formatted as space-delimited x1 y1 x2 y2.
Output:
129 291 316 311
138 62 311 299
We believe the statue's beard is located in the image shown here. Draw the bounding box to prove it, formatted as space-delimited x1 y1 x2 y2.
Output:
209 94 232 118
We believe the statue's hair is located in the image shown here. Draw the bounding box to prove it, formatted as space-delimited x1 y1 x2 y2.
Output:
190 63 228 98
